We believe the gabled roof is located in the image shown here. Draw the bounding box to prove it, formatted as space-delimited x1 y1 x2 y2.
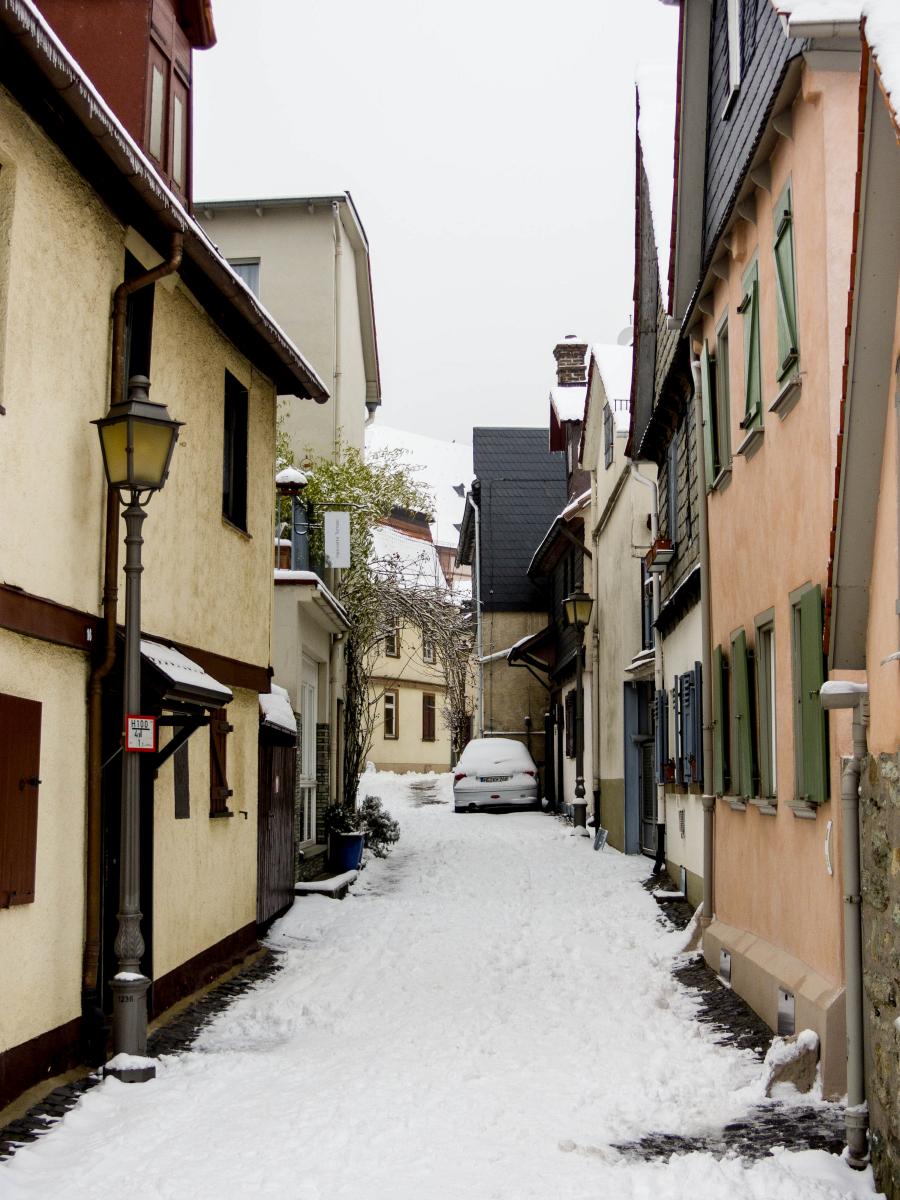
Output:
0 0 328 401
464 428 567 611
198 193 381 409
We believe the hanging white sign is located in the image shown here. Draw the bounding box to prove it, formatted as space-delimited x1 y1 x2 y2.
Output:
324 510 351 568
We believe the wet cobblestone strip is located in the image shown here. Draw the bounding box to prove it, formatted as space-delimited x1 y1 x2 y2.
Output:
0 949 283 1163
614 888 847 1163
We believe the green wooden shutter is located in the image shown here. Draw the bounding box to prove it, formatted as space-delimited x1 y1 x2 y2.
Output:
773 182 799 380
741 262 762 427
712 645 728 795
732 628 755 799
700 340 718 487
800 585 827 805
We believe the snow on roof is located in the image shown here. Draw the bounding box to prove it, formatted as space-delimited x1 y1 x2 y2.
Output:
372 524 449 591
365 425 472 550
274 569 321 583
591 344 633 403
550 386 587 423
259 684 297 734
771 0 860 19
636 14 679 312
140 640 233 704
560 489 591 520
865 0 900 126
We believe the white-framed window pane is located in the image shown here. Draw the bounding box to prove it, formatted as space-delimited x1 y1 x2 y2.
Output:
149 65 165 162
172 93 185 188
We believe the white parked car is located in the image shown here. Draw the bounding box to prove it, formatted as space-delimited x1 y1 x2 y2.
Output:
453 738 541 812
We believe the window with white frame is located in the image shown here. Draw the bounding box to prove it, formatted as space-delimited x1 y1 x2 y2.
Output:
383 690 398 739
755 616 777 800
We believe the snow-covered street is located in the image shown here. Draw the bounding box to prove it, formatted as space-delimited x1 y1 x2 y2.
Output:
1 773 882 1199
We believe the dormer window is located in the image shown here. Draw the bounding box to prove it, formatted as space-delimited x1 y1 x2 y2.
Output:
146 0 192 200
37 0 214 207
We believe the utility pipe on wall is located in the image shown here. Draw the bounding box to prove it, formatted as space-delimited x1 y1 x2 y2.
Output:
469 492 484 737
821 681 870 1168
628 462 665 863
690 349 716 926
331 202 343 459
83 234 184 1029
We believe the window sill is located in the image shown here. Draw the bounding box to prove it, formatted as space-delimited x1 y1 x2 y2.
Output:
750 797 778 816
769 375 801 420
710 464 733 493
736 426 764 460
222 515 251 540
726 797 748 812
790 799 818 820
209 809 234 819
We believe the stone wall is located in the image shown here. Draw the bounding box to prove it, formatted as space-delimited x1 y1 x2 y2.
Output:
861 751 900 1200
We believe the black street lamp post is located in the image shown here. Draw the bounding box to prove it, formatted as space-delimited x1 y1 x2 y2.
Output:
563 590 594 833
93 375 182 1082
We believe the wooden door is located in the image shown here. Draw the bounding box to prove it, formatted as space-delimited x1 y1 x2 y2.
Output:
257 733 296 929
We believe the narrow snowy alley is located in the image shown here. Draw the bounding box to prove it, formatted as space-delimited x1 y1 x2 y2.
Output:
1 774 881 1200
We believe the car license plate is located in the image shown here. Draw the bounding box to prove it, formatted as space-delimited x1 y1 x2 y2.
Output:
480 775 510 783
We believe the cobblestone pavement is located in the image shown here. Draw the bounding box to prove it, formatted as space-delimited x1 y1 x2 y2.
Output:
614 888 847 1164
404 779 443 806
0 950 283 1163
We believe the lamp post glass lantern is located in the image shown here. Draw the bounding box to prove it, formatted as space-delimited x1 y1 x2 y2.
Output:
93 375 182 1083
564 590 594 830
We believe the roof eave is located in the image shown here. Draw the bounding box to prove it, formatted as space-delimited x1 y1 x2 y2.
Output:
0 0 328 402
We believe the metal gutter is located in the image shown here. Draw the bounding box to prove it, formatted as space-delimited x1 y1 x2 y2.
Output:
0 0 328 402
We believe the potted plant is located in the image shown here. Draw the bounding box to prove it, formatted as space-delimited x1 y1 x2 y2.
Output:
359 795 400 858
323 803 365 872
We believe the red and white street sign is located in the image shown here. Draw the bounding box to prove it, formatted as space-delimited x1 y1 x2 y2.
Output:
125 715 157 752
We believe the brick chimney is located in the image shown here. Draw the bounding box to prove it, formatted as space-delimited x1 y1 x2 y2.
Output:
553 334 588 387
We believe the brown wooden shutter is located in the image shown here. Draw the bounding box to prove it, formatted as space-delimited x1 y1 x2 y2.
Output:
209 708 234 816
0 693 42 906
422 694 436 743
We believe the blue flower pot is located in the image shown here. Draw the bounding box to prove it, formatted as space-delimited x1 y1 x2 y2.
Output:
329 831 364 873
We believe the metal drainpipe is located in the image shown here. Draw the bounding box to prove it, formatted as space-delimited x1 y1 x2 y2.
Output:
83 234 183 1024
332 202 343 458
470 492 484 737
628 462 664 854
843 696 870 1167
690 349 716 925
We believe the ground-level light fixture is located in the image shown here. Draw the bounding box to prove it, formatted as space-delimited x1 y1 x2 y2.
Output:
93 375 182 1083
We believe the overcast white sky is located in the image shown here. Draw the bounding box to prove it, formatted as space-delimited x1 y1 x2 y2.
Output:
194 1 679 443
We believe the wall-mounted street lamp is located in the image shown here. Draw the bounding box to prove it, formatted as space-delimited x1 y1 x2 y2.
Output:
275 466 309 571
93 375 182 1083
563 590 594 832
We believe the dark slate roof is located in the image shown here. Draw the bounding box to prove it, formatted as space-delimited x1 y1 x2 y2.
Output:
472 428 567 611
702 0 803 266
